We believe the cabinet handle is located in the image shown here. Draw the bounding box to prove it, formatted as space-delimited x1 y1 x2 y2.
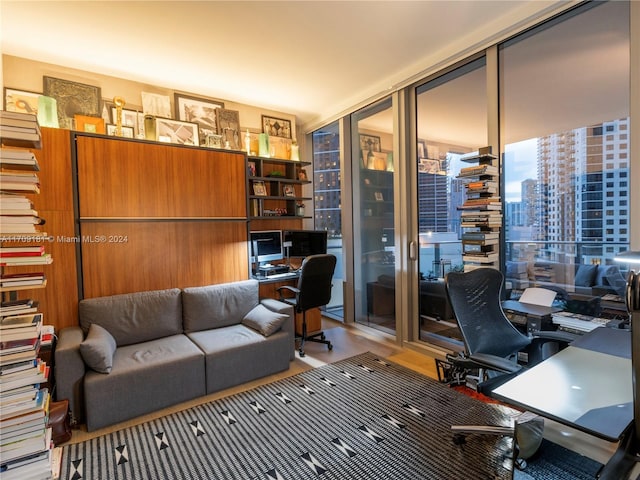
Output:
409 241 417 260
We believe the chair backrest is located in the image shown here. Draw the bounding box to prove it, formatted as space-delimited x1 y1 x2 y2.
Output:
296 254 337 312
445 268 531 358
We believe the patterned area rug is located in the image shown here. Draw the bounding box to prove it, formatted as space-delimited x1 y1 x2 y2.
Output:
60 352 600 480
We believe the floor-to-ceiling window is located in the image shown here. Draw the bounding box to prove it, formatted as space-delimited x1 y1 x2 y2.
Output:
312 121 344 319
501 1 630 304
414 58 487 348
352 97 397 334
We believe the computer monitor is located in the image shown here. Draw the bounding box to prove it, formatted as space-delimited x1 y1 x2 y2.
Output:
283 230 328 258
249 230 283 266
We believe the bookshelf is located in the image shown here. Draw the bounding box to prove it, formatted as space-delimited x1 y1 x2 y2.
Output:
247 155 312 221
0 111 55 478
457 146 501 271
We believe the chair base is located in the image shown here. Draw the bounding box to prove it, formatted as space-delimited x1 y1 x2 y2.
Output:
297 331 332 357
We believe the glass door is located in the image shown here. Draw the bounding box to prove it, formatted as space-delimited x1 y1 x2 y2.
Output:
415 59 487 349
352 97 397 334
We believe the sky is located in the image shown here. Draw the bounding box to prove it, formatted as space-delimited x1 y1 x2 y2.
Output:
503 138 538 203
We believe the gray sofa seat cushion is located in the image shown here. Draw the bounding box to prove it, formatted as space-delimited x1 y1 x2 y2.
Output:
187 324 290 394
575 264 598 287
182 280 259 333
79 288 183 347
83 334 205 432
80 323 117 373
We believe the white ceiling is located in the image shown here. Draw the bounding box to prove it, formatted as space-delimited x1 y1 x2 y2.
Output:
0 1 569 130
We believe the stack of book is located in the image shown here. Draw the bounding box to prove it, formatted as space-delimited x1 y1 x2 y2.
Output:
0 149 40 172
0 313 53 479
0 111 42 149
0 246 52 269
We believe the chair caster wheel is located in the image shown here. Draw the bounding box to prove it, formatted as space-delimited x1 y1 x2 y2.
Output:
299 349 305 357
321 334 326 340
328 344 333 351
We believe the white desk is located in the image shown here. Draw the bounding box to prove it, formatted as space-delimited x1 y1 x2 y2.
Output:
493 327 632 442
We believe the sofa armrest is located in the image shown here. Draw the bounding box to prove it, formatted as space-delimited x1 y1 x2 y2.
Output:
260 298 295 360
55 326 86 425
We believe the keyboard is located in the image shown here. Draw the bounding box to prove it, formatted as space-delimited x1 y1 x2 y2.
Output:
551 311 609 333
263 272 297 280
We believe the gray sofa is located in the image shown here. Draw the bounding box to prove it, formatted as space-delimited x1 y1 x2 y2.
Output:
55 280 294 431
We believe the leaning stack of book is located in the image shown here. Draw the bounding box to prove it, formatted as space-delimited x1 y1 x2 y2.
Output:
0 312 53 479
0 246 52 269
0 148 40 172
0 111 42 149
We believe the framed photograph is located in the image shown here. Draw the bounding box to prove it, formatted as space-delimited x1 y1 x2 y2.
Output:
141 91 171 118
360 134 381 153
262 115 292 139
43 76 101 130
106 124 134 138
155 117 199 146
4 87 40 114
417 140 426 158
74 114 105 134
175 93 224 145
297 169 308 181
282 185 295 197
111 107 140 129
216 108 241 150
374 191 384 202
248 161 257 177
252 180 267 196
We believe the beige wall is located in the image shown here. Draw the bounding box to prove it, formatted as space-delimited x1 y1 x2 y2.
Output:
2 55 301 141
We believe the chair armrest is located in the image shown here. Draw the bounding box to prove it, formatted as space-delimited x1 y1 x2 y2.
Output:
55 326 86 425
276 285 299 300
260 298 295 360
531 330 579 345
467 352 524 374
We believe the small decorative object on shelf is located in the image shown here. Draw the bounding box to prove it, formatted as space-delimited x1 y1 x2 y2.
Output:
113 96 126 137
296 203 305 216
258 133 269 157
290 140 299 161
144 115 156 141
244 129 251 154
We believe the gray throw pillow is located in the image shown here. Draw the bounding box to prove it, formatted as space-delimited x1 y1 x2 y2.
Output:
242 304 288 337
574 264 598 287
80 323 117 374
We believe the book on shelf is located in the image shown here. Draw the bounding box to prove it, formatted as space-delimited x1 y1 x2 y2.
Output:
462 232 499 241
0 326 42 343
0 448 53 480
0 427 51 465
0 336 40 355
0 182 40 194
0 246 45 257
463 243 494 253
0 194 33 208
466 180 498 190
459 203 501 210
0 362 48 393
0 215 44 225
458 164 498 176
0 129 41 146
0 312 43 331
0 111 40 124
0 348 39 367
0 254 52 266
462 253 499 263
0 172 39 184
40 326 54 346
0 359 38 376
462 237 498 246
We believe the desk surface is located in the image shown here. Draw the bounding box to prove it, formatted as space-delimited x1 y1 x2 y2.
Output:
492 327 632 442
253 271 299 283
502 300 563 318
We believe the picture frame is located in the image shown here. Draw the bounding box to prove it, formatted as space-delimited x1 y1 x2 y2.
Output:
297 169 308 181
4 87 41 114
252 180 267 196
174 93 224 145
374 191 384 202
106 124 135 138
282 185 295 197
141 91 171 118
262 115 292 139
155 117 199 146
216 108 242 149
74 114 105 134
248 161 257 177
43 76 101 130
359 134 381 153
417 140 426 159
111 107 140 129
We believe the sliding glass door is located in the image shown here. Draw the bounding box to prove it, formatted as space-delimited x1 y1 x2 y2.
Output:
352 97 397 334
415 59 487 349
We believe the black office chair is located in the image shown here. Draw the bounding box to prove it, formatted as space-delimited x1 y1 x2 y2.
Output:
444 267 576 392
277 254 336 357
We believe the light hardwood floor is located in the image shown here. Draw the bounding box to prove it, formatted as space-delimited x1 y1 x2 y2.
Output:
66 318 623 472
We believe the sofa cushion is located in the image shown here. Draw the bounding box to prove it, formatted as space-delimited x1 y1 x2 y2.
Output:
80 324 116 374
574 264 598 287
242 304 288 337
182 280 259 333
595 264 622 287
79 288 183 347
